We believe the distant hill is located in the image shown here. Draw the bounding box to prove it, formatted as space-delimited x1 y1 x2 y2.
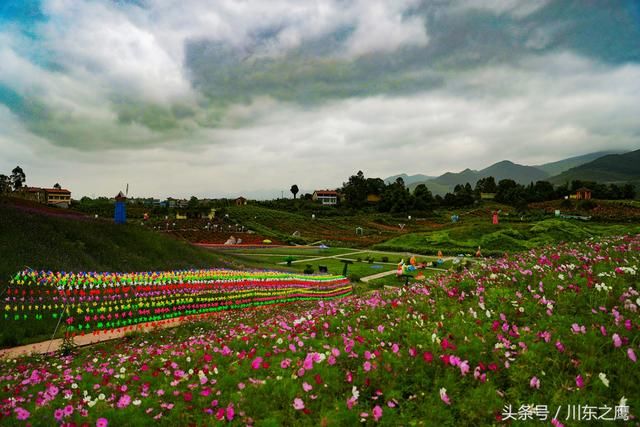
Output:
384 173 435 185
409 160 549 195
549 149 640 184
534 150 625 176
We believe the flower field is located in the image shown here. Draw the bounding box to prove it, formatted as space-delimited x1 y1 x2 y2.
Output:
1 235 639 426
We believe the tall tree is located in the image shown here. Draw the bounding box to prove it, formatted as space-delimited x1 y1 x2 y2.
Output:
0 174 10 193
413 184 434 211
341 171 368 208
290 184 299 199
11 166 26 191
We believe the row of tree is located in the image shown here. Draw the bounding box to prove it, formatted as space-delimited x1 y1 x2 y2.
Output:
339 171 636 213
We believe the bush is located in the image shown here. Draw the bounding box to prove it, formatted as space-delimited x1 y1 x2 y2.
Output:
347 273 361 282
284 256 296 266
381 256 389 262
560 198 573 209
303 264 314 274
577 200 596 211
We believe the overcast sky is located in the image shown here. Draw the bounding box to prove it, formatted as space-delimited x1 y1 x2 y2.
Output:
1 0 639 199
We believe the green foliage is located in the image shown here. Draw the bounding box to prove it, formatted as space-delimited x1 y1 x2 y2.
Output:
303 264 314 274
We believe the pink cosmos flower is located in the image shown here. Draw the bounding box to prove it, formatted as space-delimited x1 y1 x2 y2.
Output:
628 348 637 363
328 355 336 365
237 382 245 390
63 405 74 416
251 357 263 369
613 334 622 348
346 396 357 410
96 418 108 427
117 394 131 408
280 358 291 369
54 409 64 422
373 405 383 421
576 375 584 388
363 361 372 372
226 404 234 421
15 408 30 421
293 398 305 410
439 388 451 405
551 419 564 427
302 382 313 392
530 376 540 389
459 360 470 376
377 325 384 333
391 343 399 354
555 341 565 352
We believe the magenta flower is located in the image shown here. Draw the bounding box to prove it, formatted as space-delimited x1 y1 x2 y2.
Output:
439 388 451 405
530 376 540 389
15 408 30 421
555 341 565 352
391 343 399 354
628 348 637 363
251 356 263 369
63 405 74 416
54 409 64 422
96 418 108 427
373 405 383 421
117 394 131 408
293 397 305 410
363 361 372 372
613 333 622 348
280 358 291 369
576 375 584 388
226 404 234 421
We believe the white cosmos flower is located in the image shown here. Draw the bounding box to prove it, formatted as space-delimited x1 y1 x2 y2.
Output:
598 373 609 387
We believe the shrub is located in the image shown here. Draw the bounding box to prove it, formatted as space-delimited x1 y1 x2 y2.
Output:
560 198 573 209
347 273 361 282
303 264 314 274
577 200 597 211
381 256 389 262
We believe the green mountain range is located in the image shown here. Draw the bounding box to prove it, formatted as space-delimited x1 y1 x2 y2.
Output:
386 150 632 195
549 149 640 184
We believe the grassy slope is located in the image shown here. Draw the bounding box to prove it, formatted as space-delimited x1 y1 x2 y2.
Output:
374 218 640 255
0 198 228 346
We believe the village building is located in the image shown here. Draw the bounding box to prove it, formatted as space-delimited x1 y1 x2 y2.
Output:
15 186 71 208
574 187 592 200
312 190 339 206
235 196 247 206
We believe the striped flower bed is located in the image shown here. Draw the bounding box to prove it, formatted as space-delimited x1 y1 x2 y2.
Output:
3 269 351 334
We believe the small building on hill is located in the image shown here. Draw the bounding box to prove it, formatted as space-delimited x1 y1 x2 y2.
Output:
312 190 339 206
367 194 381 203
480 192 496 200
235 196 247 206
15 186 71 208
45 188 72 208
18 187 47 204
575 187 592 200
